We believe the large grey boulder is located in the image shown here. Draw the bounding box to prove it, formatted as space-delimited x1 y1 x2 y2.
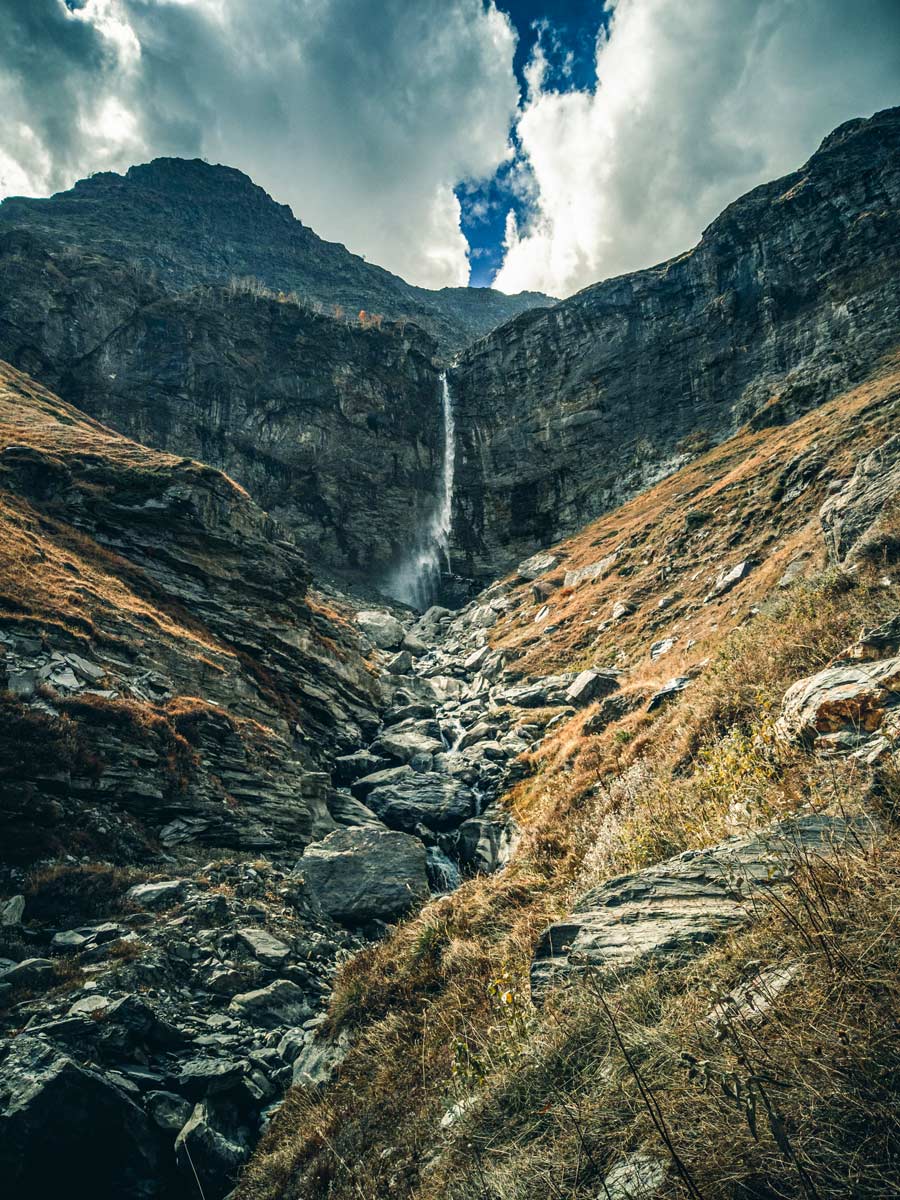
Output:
366 772 477 833
175 1100 249 1196
820 434 900 563
531 814 867 1001
0 1036 161 1198
228 979 312 1028
356 610 405 650
565 669 619 707
370 726 443 764
297 826 429 924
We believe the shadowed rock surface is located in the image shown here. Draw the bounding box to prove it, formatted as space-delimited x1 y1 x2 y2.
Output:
450 107 900 577
0 157 552 357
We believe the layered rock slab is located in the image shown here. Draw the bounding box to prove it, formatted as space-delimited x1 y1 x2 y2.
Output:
531 814 866 1001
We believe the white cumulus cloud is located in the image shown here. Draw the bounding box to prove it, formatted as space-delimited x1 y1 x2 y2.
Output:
494 0 900 297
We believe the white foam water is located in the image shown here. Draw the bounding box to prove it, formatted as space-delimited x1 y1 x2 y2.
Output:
383 371 455 610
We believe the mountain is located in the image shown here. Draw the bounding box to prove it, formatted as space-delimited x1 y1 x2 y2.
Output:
0 158 553 356
0 234 444 581
449 106 900 577
1 105 900 1200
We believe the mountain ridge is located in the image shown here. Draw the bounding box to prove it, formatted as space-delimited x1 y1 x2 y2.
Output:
0 157 553 356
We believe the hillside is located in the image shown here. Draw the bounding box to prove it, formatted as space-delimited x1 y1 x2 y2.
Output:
0 158 552 356
236 352 900 1200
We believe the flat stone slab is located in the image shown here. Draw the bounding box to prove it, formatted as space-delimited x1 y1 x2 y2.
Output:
531 814 867 1001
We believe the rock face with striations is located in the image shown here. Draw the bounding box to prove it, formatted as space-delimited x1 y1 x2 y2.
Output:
450 107 900 577
0 238 445 578
0 362 380 863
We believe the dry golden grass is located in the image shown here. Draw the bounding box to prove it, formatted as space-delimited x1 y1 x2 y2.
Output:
236 360 900 1200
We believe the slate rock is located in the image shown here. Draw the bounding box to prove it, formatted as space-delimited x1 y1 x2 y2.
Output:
0 1035 161 1199
565 669 619 707
234 927 291 966
775 654 900 756
531 814 867 1000
145 1089 194 1133
356 610 405 650
0 895 24 926
126 879 187 908
175 1100 249 1196
297 826 429 924
820 433 900 563
228 979 312 1028
366 772 477 833
647 676 692 711
0 958 54 987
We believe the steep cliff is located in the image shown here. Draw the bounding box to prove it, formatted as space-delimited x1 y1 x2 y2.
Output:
450 106 900 577
0 158 552 356
0 361 380 863
0 233 445 580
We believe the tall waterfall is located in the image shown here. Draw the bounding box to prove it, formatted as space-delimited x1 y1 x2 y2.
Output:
384 371 455 611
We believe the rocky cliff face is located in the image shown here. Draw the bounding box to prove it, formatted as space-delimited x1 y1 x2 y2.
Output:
450 106 900 577
0 233 446 580
0 362 381 863
0 158 552 356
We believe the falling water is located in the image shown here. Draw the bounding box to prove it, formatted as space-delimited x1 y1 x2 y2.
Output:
383 371 455 610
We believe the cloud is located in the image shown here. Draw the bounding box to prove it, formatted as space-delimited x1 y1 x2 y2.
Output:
494 0 900 297
0 0 519 288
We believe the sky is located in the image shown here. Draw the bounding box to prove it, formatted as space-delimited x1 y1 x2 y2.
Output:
1 1 898 296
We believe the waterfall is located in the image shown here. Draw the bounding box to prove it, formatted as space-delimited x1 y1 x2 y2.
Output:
383 371 455 610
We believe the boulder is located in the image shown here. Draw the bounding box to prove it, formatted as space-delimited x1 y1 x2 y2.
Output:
327 790 386 829
565 669 619 707
0 1036 161 1199
356 610 405 650
704 559 755 602
297 826 429 924
775 654 900 757
370 727 443 764
333 749 386 785
0 958 54 988
228 979 312 1028
647 675 692 711
650 637 677 661
175 1100 249 1196
177 1057 245 1096
820 433 900 563
145 1089 193 1133
350 763 416 799
290 1029 352 1088
126 879 186 909
366 772 477 833
0 895 24 926
531 814 866 1001
603 1153 668 1200
234 927 291 967
611 600 634 621
517 552 559 580
564 553 618 588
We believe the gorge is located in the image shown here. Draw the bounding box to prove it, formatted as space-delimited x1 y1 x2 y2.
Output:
1 105 900 1200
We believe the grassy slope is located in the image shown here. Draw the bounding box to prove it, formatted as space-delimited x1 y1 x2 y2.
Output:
237 355 900 1200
